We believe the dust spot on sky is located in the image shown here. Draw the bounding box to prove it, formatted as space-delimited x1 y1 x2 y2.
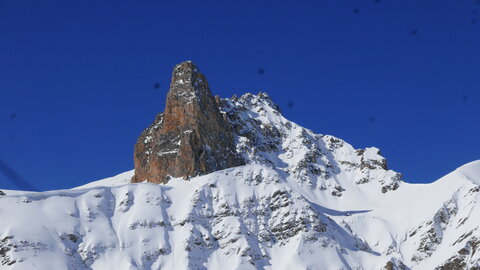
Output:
462 95 468 102
410 29 418 36
10 113 16 120
369 117 376 123
154 82 161 89
353 8 360 14
258 68 265 75
288 101 294 108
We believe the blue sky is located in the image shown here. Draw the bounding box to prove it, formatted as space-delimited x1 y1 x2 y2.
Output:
0 0 479 191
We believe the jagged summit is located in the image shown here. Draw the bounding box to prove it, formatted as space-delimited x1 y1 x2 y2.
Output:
132 61 244 184
1 63 479 269
167 61 211 111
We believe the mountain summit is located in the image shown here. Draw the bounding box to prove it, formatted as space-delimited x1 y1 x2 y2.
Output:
0 62 479 269
132 61 244 184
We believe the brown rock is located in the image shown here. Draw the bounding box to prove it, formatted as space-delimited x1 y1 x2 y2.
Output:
132 61 244 184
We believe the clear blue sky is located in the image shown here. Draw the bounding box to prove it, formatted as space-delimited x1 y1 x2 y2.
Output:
1 0 479 191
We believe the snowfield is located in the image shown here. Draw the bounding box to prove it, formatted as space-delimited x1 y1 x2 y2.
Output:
0 93 479 270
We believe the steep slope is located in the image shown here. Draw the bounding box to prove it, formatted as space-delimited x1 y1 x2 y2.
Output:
1 81 479 268
132 61 243 184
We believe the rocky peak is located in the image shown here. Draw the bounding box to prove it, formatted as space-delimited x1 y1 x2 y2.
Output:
132 61 244 184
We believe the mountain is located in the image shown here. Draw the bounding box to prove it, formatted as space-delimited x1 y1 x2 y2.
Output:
132 61 243 184
0 62 479 270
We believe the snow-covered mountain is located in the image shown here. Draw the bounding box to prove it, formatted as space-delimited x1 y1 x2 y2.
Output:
1 64 479 270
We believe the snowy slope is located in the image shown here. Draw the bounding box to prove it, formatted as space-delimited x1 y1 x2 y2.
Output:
0 93 479 270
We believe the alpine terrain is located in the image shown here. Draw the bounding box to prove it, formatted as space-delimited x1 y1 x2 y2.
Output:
1 61 479 270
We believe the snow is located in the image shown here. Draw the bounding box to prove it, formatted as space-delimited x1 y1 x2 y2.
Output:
362 147 381 160
454 160 480 185
74 170 134 189
0 93 479 269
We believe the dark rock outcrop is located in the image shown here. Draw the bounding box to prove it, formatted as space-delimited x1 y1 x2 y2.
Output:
383 259 409 270
132 61 244 184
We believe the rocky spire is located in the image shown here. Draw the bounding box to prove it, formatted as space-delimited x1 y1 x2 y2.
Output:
132 61 245 184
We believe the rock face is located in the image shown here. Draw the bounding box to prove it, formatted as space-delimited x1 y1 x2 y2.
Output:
132 61 244 184
3 84 480 269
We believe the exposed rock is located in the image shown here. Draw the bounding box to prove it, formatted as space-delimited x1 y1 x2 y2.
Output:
132 61 244 183
383 259 410 270
434 238 480 270
0 190 5 196
412 199 458 262
3 86 480 269
359 147 388 170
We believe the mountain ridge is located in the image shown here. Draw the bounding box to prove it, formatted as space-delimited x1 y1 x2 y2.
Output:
453 160 480 185
0 62 479 269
